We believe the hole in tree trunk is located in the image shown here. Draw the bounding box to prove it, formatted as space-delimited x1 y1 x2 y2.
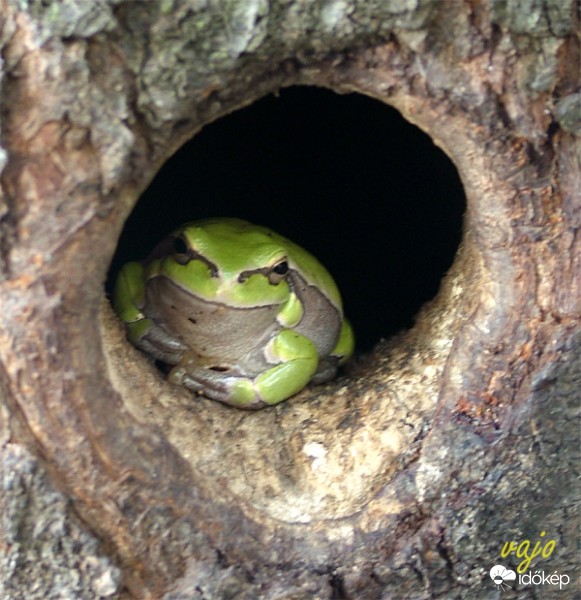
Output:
108 86 466 352
103 85 474 524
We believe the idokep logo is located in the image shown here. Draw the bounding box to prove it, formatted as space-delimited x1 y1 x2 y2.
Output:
489 565 570 591
488 531 571 592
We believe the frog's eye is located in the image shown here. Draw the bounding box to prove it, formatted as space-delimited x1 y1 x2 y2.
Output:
172 237 219 275
268 260 289 285
172 236 191 264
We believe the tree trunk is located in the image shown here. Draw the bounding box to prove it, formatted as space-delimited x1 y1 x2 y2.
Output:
0 1 579 598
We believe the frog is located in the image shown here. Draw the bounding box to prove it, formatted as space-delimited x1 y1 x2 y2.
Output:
113 218 354 409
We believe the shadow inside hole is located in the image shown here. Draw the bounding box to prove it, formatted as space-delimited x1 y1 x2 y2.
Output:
108 87 466 352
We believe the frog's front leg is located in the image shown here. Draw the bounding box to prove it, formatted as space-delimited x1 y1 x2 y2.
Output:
169 329 319 409
113 261 187 363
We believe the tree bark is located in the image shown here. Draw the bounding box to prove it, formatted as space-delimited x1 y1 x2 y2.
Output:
0 1 579 598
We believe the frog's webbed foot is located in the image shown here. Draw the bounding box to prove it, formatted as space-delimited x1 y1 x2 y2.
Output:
134 323 187 365
168 364 266 409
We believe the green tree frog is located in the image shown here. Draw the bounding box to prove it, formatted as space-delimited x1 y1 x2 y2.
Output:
113 218 354 409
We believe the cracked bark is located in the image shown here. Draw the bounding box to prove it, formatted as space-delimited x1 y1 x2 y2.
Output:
0 1 579 598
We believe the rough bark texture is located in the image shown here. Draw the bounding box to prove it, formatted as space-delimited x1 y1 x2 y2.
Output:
0 1 579 598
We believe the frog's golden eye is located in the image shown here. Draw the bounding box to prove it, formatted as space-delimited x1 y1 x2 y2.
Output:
172 236 191 264
172 236 219 276
273 260 289 275
173 236 188 253
268 260 289 285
